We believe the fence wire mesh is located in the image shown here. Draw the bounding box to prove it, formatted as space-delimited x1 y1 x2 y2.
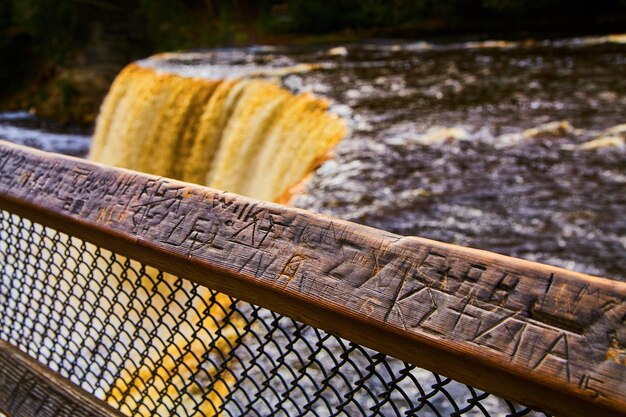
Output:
0 209 547 417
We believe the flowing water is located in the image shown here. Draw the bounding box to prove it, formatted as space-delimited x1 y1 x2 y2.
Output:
90 64 346 202
83 63 348 415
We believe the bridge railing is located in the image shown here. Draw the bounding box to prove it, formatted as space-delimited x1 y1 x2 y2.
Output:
0 140 624 417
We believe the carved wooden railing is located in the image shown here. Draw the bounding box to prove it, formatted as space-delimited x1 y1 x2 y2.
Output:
0 140 624 417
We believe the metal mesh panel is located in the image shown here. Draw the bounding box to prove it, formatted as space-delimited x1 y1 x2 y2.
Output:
0 209 547 417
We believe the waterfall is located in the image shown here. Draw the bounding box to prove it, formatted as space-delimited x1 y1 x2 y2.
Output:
91 64 346 202
88 62 347 416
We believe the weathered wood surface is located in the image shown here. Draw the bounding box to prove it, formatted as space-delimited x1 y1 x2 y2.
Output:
0 140 624 417
0 341 124 417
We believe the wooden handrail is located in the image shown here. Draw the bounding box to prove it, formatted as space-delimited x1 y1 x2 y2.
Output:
0 140 624 417
0 340 124 417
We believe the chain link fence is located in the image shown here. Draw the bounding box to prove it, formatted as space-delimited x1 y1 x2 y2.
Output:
0 209 546 417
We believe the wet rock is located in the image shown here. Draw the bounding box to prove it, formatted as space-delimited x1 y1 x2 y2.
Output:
571 124 626 150
327 46 348 56
578 136 625 150
497 120 580 147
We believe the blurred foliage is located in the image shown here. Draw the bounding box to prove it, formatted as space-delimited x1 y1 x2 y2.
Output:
134 0 234 51
10 0 87 61
482 0 626 15
284 0 425 32
282 0 626 32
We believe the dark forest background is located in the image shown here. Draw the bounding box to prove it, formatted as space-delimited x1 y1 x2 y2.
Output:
2 0 626 123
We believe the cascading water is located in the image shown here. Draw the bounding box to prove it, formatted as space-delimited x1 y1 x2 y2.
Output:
90 64 346 202
88 62 347 416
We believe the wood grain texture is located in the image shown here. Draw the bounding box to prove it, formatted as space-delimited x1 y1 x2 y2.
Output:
0 341 125 417
0 140 624 417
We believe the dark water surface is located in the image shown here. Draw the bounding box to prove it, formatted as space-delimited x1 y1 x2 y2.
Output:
3 34 626 280
273 37 626 280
